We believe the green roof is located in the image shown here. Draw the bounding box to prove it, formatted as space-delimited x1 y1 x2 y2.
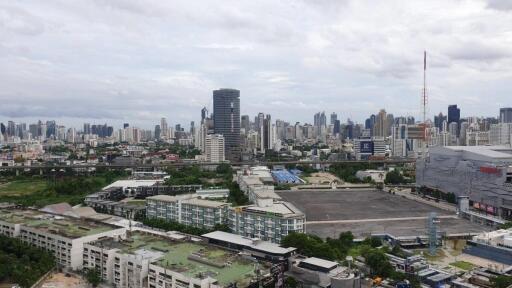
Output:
0 209 116 239
114 232 265 286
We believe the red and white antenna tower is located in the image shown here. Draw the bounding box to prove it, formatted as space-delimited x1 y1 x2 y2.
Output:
422 50 428 124
421 51 430 155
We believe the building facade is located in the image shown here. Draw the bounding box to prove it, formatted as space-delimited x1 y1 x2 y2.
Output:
416 146 512 220
228 199 305 244
146 195 230 230
83 230 272 288
0 209 126 270
213 88 241 162
205 134 225 162
500 107 512 123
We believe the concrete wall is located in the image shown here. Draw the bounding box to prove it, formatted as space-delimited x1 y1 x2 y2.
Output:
464 241 512 265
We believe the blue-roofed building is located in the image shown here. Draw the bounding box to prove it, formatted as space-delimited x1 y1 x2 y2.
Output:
272 169 304 184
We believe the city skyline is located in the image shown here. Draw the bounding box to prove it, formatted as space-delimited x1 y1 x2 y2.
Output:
0 103 510 131
2 1 512 127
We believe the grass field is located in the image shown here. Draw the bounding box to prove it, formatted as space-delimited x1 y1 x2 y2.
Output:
0 174 125 207
450 260 475 270
0 179 48 196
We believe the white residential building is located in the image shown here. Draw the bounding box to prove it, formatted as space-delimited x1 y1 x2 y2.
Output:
205 134 225 162
489 123 512 145
146 195 230 230
0 209 126 270
466 131 490 146
228 199 305 244
83 230 270 288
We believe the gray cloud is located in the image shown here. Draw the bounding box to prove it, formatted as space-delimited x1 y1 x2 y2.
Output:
1 0 512 129
486 0 512 11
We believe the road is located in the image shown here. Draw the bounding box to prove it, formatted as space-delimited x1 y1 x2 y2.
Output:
306 215 458 224
0 159 415 170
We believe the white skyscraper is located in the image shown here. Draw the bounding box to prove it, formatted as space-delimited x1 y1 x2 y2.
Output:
195 123 208 152
160 117 168 140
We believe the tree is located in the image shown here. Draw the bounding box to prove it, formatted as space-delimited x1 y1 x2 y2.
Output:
85 267 101 287
227 182 249 206
0 235 55 287
384 170 405 185
338 231 354 248
365 249 393 278
491 275 512 288
216 163 232 175
281 233 340 261
213 223 231 233
390 245 407 258
499 222 512 229
362 236 382 248
445 192 457 204
284 276 299 288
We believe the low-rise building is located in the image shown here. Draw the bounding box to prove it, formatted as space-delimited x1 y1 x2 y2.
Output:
355 170 387 183
228 199 305 244
146 195 230 230
202 230 297 264
83 230 273 288
287 256 367 288
102 180 162 197
195 188 230 199
237 167 281 202
0 209 126 270
463 228 512 265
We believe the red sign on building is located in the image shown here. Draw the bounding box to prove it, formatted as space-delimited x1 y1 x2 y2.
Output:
480 166 499 174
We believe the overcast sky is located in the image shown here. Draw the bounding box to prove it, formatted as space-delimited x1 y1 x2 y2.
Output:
1 0 512 129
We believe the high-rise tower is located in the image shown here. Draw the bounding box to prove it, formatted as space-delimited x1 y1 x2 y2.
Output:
213 88 241 162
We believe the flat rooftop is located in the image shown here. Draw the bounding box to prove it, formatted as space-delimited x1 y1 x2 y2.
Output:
96 231 266 286
276 189 491 238
436 145 512 160
300 257 338 270
243 201 304 217
0 209 117 239
146 195 228 208
202 231 296 255
103 179 159 190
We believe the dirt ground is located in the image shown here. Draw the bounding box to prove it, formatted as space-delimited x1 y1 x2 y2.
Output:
304 172 342 184
37 272 88 288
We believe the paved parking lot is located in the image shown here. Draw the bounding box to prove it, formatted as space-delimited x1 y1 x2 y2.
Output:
306 217 491 238
276 189 450 221
276 189 490 238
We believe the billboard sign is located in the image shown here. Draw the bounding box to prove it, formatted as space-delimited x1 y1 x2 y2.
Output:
360 141 374 154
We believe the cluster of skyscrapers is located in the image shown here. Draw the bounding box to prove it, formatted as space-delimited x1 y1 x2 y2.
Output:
2 87 512 163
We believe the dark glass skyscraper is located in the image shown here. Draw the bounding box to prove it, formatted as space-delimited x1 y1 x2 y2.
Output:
447 105 460 124
434 112 446 131
213 88 240 162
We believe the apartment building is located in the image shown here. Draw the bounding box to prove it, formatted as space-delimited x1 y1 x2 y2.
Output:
83 230 272 288
205 134 225 162
146 195 230 230
229 199 305 244
0 209 126 270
